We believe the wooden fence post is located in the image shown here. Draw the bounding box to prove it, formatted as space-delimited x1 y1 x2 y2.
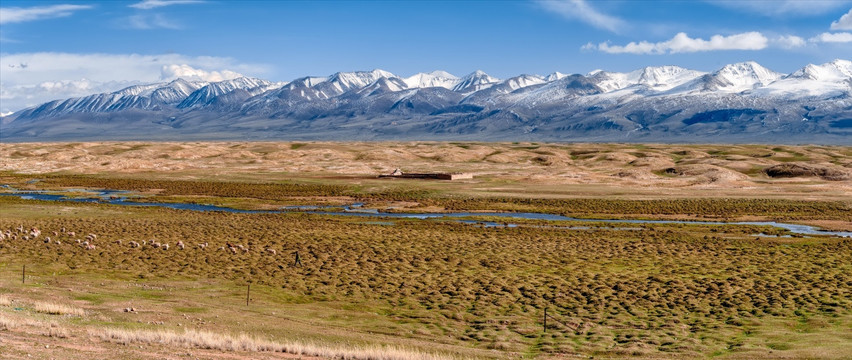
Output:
22 265 26 284
543 307 547 333
246 284 250 306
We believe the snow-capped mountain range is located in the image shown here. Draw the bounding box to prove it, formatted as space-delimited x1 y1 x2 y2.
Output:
2 60 851 144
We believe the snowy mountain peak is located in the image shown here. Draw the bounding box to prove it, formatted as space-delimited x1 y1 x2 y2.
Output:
426 70 457 78
502 74 546 92
357 77 409 95
638 66 699 87
716 62 779 80
453 70 500 93
324 69 397 94
547 72 568 81
177 77 276 109
288 76 327 88
149 79 206 104
403 70 460 89
114 83 163 97
706 61 782 92
790 59 852 81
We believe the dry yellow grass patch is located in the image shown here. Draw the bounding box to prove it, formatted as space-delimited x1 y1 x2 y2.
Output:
32 301 85 316
92 327 460 360
0 294 11 306
0 314 19 330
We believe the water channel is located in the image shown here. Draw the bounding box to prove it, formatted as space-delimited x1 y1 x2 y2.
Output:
2 187 850 238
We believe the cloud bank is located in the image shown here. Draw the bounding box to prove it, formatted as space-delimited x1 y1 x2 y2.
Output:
585 32 769 54
129 0 205 10
709 0 852 16
536 0 626 33
831 9 852 30
811 32 852 43
0 4 92 24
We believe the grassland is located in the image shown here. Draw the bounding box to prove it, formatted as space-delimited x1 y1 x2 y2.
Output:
1 142 851 359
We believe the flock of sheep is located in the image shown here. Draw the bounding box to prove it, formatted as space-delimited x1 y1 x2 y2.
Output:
0 225 280 255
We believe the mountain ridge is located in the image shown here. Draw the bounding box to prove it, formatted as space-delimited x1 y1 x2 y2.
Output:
3 60 851 144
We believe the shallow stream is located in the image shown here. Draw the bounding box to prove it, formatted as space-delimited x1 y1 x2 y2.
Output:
2 188 850 238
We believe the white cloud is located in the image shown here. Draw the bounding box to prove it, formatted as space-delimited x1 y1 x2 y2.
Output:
709 0 852 16
810 32 852 42
831 9 852 30
774 35 807 49
0 4 92 24
124 13 181 29
536 0 626 33
590 32 769 54
129 0 204 10
160 64 243 82
0 52 268 113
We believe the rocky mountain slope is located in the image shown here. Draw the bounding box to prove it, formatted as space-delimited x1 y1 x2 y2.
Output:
2 60 850 144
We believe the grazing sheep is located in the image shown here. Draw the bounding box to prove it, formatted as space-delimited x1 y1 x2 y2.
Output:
67 231 75 237
44 237 51 244
197 242 208 250
115 240 123 245
56 240 61 245
218 246 226 251
129 241 140 248
86 233 97 241
86 243 96 250
53 231 59 236
236 244 246 251
229 247 237 254
151 242 161 248
76 239 82 244
162 243 170 250
265 248 277 255
177 241 185 250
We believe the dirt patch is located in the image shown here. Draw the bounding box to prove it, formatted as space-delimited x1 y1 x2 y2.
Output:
764 162 851 181
664 164 749 183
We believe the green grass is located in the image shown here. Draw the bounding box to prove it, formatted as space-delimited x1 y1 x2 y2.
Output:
1 196 850 358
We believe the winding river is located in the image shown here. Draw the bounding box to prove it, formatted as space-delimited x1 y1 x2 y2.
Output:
2 188 850 238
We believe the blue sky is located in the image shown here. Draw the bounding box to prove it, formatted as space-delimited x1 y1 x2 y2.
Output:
1 0 851 113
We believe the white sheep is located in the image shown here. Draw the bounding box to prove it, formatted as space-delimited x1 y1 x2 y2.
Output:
162 243 170 250
177 241 185 250
265 248 277 255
